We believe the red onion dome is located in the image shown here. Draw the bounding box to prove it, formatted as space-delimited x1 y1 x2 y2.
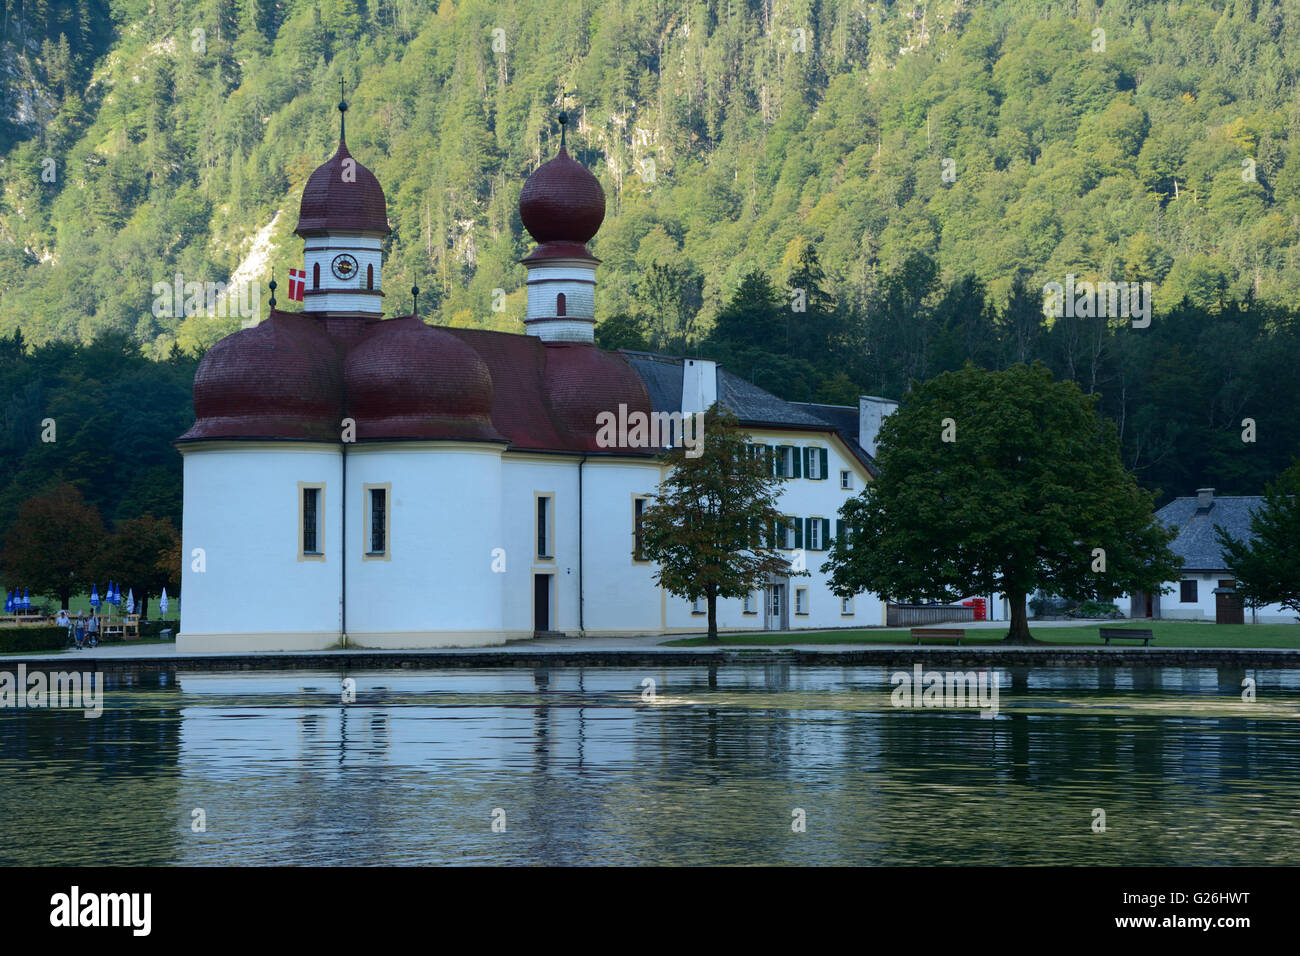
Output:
519 147 606 244
295 140 390 237
180 311 344 442
542 342 653 452
343 317 504 442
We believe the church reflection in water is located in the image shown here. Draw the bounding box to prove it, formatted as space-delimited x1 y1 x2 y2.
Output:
3 665 1298 865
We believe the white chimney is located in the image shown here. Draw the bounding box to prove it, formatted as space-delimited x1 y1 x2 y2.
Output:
682 359 718 414
859 395 898 458
1196 487 1215 511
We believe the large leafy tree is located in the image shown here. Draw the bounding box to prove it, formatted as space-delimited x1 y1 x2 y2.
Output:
1216 461 1300 619
639 403 799 641
0 483 105 609
99 514 181 619
823 364 1181 641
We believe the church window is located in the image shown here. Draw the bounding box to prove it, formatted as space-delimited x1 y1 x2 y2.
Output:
368 487 387 555
556 292 566 316
633 497 648 561
536 494 553 559
299 484 324 559
313 263 320 289
367 264 374 290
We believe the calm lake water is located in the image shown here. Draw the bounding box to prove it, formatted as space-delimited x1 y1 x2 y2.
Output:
2 664 1299 865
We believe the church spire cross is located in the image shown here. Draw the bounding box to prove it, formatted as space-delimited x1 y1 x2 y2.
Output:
558 110 568 150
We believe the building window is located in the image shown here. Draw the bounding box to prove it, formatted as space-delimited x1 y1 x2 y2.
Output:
841 470 853 490
1180 579 1198 603
807 449 821 479
781 446 797 478
795 588 808 615
633 497 648 561
312 262 320 289
809 519 822 551
536 495 553 559
692 596 706 615
841 596 854 615
299 484 324 560
556 292 566 316
366 264 374 290
779 518 799 551
369 488 386 554
743 592 757 614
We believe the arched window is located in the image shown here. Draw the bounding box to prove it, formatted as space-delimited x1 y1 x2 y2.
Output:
556 292 566 317
313 262 320 289
366 264 374 290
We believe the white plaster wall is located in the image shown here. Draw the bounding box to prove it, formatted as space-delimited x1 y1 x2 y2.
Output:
581 460 665 635
178 444 342 648
525 267 596 320
500 457 581 633
523 318 596 342
303 235 383 314
1151 573 1294 623
344 443 507 645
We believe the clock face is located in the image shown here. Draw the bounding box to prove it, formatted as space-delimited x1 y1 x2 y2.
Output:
331 254 359 281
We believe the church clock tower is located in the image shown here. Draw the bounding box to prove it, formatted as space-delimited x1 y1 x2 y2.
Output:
294 87 391 323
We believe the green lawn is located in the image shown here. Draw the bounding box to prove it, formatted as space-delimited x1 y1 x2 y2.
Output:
665 620 1300 649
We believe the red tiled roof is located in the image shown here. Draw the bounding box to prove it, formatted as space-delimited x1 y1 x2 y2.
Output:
181 317 655 455
344 317 503 442
295 140 390 236
445 328 654 454
180 310 345 442
518 146 605 244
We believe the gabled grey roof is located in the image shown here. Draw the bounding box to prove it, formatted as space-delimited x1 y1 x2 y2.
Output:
716 371 831 428
1156 496 1265 571
619 351 879 473
790 401 879 476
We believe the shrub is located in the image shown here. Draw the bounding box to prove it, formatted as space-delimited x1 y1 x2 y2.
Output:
1071 600 1120 618
0 627 69 653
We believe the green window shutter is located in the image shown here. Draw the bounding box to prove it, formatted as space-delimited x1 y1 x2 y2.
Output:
836 519 846 546
794 517 803 550
821 518 831 550
819 448 829 479
802 447 811 477
775 518 786 548
792 446 802 478
767 445 777 476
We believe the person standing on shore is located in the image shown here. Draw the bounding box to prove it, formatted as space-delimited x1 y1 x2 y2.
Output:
87 612 99 648
74 612 86 649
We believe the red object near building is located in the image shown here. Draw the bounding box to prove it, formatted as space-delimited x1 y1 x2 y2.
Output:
961 598 988 621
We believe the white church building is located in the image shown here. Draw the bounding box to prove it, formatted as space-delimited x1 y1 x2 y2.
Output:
175 109 900 651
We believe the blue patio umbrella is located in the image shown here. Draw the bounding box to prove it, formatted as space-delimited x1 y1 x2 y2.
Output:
89 584 101 609
159 588 169 617
22 588 30 610
110 581 120 606
3 591 11 613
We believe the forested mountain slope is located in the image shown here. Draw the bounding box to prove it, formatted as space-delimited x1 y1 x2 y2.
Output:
3 0 1299 348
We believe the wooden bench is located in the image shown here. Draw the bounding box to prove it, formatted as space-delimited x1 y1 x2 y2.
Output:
912 627 966 646
1099 627 1154 646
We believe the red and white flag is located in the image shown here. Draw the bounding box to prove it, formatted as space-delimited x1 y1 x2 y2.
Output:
288 268 306 302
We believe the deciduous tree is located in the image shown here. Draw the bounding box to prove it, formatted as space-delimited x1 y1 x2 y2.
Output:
822 364 1181 641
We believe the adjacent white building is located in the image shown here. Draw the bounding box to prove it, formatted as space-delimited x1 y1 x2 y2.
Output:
1127 488 1293 624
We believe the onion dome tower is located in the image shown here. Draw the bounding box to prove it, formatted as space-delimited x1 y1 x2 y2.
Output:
295 81 390 325
518 111 606 343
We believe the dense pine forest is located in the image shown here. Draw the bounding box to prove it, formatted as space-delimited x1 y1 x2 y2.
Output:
1 0 1299 536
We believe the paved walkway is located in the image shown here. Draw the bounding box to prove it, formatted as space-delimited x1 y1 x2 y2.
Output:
6 618 1299 668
